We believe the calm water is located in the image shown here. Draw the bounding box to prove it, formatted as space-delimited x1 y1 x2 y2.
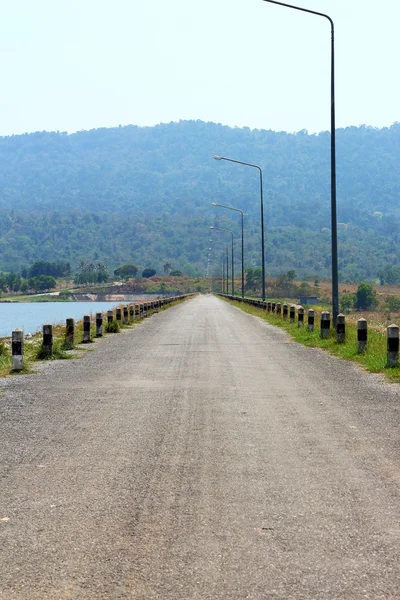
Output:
0 301 133 337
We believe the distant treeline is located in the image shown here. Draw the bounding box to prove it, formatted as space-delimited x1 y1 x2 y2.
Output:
0 120 399 281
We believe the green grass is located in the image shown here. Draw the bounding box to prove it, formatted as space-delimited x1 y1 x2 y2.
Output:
221 296 400 382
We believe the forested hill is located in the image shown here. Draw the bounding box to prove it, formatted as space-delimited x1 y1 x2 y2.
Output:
0 120 399 280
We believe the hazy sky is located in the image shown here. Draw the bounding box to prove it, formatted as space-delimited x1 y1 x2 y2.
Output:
0 0 398 136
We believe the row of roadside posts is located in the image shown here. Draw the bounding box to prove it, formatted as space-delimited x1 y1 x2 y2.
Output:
11 295 189 372
219 294 400 368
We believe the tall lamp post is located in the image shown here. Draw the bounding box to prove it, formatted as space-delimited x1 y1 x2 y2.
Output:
262 0 339 325
211 226 235 297
214 156 266 301
212 202 245 299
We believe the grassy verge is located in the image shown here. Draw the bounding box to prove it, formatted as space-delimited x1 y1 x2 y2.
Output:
221 296 400 382
0 295 193 377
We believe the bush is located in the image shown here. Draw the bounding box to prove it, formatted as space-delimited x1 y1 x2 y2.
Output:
105 320 120 333
385 296 400 312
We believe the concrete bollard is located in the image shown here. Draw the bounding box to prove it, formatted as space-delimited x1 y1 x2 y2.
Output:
276 302 282 316
65 317 75 347
289 305 295 323
96 312 103 337
267 302 272 312
387 324 399 367
107 310 113 324
116 307 122 323
271 302 276 313
336 313 346 343
123 305 129 325
43 324 53 356
144 303 148 317
140 304 144 319
298 306 304 327
357 318 367 353
308 309 315 332
12 328 24 371
283 304 288 319
320 311 331 339
83 315 91 343
135 304 140 319
129 304 135 322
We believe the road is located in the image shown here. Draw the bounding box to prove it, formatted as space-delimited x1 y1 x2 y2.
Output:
0 294 399 599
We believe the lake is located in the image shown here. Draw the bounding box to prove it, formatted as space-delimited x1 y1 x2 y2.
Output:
0 299 148 337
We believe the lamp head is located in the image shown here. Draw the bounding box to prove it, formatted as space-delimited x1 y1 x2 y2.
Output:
210 226 214 230
213 155 222 161
211 202 217 206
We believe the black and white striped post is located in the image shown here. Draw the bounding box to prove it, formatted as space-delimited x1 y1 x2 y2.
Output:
96 312 103 337
308 309 315 332
357 318 367 353
43 324 53 356
289 305 295 323
65 317 74 347
83 315 91 343
320 311 331 339
298 306 304 327
387 324 399 367
12 328 24 371
336 313 345 343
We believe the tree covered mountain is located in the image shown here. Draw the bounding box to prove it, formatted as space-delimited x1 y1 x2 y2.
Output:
0 120 399 280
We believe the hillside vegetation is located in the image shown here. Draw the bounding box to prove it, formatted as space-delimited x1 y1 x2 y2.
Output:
0 120 399 280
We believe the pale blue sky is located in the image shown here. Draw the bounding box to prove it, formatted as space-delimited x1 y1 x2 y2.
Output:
0 0 398 136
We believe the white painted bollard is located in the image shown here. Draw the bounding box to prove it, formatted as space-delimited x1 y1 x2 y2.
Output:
43 324 53 356
12 329 24 371
357 318 367 353
387 324 399 367
96 312 103 337
65 317 74 348
336 313 346 343
289 305 295 323
83 315 91 343
308 309 315 332
320 311 331 339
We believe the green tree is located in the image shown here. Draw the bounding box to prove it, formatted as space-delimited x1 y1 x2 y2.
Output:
163 262 172 275
142 268 156 278
113 264 138 279
170 270 183 277
354 283 377 311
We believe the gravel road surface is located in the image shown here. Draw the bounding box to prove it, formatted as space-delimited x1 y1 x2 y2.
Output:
0 294 399 599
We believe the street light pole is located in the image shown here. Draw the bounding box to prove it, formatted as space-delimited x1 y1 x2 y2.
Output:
214 156 265 301
211 226 235 297
212 202 245 299
262 0 339 325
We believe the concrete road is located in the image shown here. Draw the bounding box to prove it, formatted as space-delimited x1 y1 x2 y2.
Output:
0 294 399 599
